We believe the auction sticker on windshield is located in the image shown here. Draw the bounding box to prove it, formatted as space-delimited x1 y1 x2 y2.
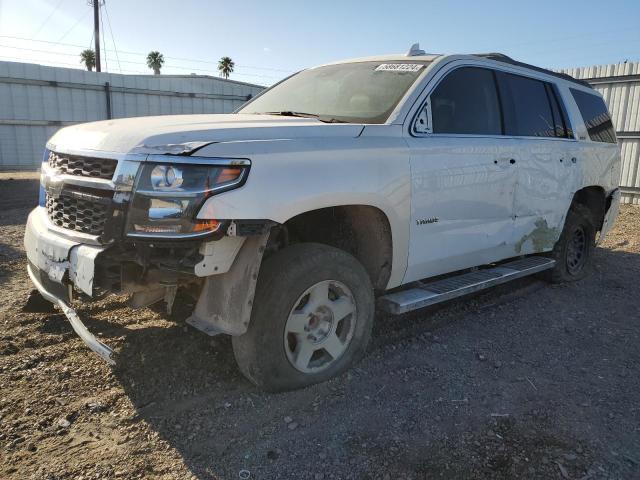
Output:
375 64 424 72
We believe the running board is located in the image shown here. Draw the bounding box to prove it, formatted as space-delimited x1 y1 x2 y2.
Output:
378 256 555 315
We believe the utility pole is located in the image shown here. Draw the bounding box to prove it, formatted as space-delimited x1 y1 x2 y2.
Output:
92 0 101 72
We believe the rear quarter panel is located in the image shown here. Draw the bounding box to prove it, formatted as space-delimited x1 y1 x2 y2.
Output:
557 82 621 196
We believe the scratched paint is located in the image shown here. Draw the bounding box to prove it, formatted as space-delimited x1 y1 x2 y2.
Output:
514 218 560 254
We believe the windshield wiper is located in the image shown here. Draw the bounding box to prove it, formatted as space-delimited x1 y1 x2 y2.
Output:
263 111 347 123
265 110 317 118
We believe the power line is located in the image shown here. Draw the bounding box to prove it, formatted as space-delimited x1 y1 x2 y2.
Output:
99 3 108 72
0 43 78 57
31 0 66 39
0 44 284 79
57 9 91 42
0 53 272 84
3 45 635 83
0 34 84 48
102 1 121 73
85 47 294 73
3 25 638 73
0 35 296 74
0 44 283 80
0 54 80 69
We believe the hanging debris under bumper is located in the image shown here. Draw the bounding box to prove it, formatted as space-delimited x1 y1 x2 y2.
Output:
27 262 115 365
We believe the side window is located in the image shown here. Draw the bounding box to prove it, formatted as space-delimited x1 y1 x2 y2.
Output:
570 88 617 143
430 67 502 135
496 72 556 137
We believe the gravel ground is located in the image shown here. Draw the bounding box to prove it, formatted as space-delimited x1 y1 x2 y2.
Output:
1 171 639 480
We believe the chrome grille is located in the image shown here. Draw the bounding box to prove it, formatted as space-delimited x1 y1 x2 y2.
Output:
48 151 117 180
45 191 110 235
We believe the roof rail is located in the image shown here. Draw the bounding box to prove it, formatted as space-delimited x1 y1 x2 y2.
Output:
473 53 593 89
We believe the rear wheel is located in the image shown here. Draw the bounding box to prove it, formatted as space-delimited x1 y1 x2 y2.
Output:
232 243 374 392
547 204 596 283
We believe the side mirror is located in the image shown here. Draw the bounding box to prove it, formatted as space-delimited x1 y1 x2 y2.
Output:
413 102 431 134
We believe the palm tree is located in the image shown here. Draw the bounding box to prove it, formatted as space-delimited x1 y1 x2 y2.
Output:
146 51 165 75
218 56 235 79
80 49 96 72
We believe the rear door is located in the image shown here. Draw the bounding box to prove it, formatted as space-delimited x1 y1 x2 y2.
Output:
494 71 577 255
404 66 519 283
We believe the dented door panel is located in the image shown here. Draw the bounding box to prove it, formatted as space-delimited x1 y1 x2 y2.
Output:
510 138 576 255
512 137 619 255
405 136 518 283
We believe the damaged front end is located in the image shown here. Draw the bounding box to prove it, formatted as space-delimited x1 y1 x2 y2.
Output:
25 147 273 364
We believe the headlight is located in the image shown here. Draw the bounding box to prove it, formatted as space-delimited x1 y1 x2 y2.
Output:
150 165 184 190
126 161 248 238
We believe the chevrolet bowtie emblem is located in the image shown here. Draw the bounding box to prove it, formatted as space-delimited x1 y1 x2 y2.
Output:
44 177 64 199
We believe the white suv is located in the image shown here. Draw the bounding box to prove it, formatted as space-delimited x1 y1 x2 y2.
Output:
25 45 621 391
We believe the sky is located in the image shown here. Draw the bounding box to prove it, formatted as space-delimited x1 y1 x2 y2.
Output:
0 0 638 86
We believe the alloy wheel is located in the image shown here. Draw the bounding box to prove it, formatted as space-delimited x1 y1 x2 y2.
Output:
283 280 356 373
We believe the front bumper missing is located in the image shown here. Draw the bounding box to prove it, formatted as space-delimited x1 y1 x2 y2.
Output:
25 208 115 365
27 263 116 365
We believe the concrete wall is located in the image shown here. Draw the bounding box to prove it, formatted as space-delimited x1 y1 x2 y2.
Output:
558 62 640 204
0 61 264 169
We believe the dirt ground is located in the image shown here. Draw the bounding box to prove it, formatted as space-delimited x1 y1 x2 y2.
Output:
1 171 639 480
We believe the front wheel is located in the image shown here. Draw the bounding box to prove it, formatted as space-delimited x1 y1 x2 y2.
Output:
232 243 374 392
546 204 596 283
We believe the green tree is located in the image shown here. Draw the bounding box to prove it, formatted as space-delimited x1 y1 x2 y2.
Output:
80 49 96 72
146 51 165 75
218 56 235 79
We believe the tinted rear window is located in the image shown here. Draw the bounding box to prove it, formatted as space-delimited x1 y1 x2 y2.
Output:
430 67 502 135
570 89 616 143
497 72 558 137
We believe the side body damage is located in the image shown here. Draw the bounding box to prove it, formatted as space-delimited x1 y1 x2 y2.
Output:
23 51 622 380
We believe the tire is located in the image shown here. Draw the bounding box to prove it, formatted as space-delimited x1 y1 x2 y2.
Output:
232 243 374 392
546 203 596 283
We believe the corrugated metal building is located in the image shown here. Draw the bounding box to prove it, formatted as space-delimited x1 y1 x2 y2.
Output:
558 62 640 204
0 60 264 170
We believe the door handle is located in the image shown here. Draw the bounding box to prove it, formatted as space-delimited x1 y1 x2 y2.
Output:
494 158 516 166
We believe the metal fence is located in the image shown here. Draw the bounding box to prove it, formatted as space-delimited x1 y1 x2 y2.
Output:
0 60 264 170
558 62 640 204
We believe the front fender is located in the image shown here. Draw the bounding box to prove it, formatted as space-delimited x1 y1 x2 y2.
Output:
194 136 411 288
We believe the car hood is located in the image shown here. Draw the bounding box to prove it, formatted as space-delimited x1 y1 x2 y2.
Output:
48 114 365 155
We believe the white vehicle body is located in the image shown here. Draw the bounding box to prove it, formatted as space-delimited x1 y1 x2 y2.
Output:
24 48 621 384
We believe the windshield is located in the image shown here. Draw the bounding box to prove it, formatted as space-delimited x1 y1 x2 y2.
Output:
238 61 429 124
